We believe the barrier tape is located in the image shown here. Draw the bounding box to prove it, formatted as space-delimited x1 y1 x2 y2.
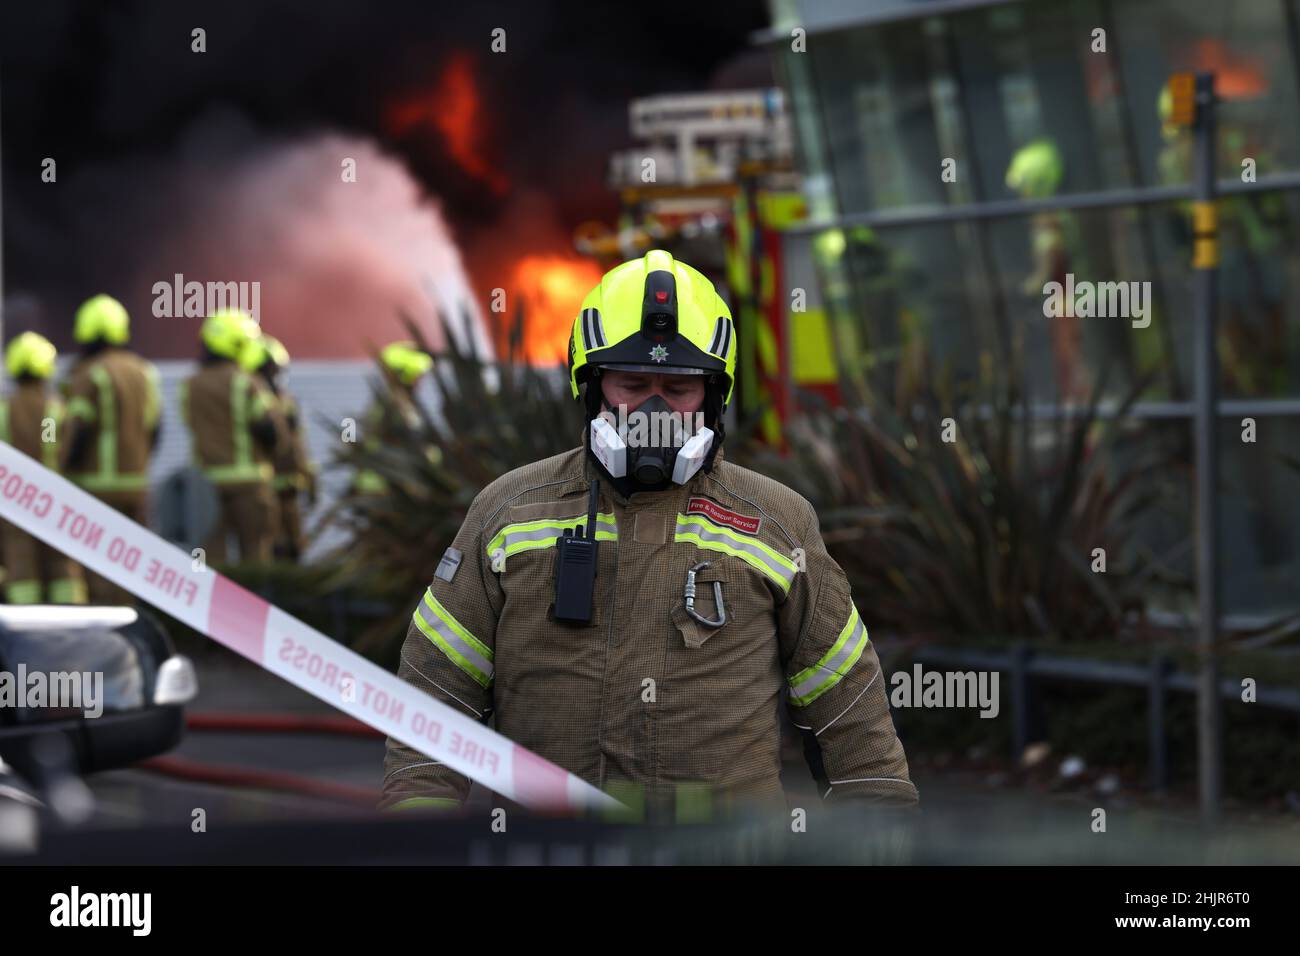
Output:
0 442 619 813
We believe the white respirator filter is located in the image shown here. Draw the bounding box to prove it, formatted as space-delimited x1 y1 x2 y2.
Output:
672 427 715 485
589 416 627 478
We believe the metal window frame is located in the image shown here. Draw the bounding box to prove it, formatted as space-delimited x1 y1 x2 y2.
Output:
784 171 1300 234
753 0 1016 45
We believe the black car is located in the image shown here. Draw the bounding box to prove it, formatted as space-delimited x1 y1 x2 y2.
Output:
0 605 196 833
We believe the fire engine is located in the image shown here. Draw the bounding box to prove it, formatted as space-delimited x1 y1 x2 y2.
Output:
575 89 840 446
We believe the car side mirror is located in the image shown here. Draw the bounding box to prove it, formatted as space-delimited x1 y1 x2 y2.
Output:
0 606 197 781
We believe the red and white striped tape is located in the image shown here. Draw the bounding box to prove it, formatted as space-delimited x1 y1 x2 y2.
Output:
0 442 618 812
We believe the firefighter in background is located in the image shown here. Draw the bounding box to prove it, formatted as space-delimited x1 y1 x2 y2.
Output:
181 310 288 565
241 331 317 561
62 294 162 604
0 334 88 604
351 341 434 495
810 225 927 408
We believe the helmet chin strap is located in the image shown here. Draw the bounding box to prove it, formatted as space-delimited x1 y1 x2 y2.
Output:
700 379 726 471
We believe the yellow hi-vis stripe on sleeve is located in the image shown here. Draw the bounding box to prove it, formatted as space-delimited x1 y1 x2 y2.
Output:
486 513 618 560
388 796 461 812
673 514 798 593
788 604 869 707
412 588 494 688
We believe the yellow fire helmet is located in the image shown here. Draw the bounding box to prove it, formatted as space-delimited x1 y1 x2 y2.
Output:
73 294 131 346
568 249 736 408
381 341 433 386
241 331 290 374
5 332 58 380
202 308 261 361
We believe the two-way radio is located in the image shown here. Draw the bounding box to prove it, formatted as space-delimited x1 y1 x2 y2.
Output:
553 480 601 624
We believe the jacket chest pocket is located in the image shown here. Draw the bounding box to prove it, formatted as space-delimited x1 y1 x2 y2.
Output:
495 539 614 691
493 499 618 630
497 544 611 630
670 559 733 648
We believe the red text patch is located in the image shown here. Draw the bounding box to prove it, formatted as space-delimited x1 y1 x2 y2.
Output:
686 497 762 535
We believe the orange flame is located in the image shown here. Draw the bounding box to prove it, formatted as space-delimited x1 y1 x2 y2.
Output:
507 255 602 364
387 52 509 195
1187 39 1268 99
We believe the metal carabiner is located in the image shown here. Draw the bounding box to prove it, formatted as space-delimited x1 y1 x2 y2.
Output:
684 561 727 628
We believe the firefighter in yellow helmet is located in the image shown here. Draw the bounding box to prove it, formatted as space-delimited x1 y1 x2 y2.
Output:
351 341 434 495
241 331 317 561
180 310 288 565
381 250 917 819
0 334 88 604
62 294 162 604
1005 139 1092 401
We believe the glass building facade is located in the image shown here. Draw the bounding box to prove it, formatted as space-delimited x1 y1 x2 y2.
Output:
766 0 1300 617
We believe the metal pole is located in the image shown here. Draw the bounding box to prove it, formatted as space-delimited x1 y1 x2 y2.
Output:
1190 71 1222 825
1148 654 1170 792
1009 641 1032 762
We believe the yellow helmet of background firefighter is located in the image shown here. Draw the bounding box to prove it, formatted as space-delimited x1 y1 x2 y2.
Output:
5 332 58 380
381 341 433 386
202 309 260 361
567 249 736 408
73 294 131 346
241 331 290 374
1005 139 1063 199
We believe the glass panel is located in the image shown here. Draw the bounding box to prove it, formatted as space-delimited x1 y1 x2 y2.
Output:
812 219 1001 400
1213 189 1299 399
1142 415 1300 618
1144 190 1300 400
806 16 973 213
778 0 1300 619
947 0 1137 201
1217 416 1300 615
773 46 839 225
985 202 1195 404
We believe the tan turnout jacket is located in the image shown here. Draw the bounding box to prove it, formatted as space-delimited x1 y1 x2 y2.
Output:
382 444 918 818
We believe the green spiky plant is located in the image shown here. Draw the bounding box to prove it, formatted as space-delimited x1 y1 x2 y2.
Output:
319 304 579 659
733 342 1189 643
321 305 1186 658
